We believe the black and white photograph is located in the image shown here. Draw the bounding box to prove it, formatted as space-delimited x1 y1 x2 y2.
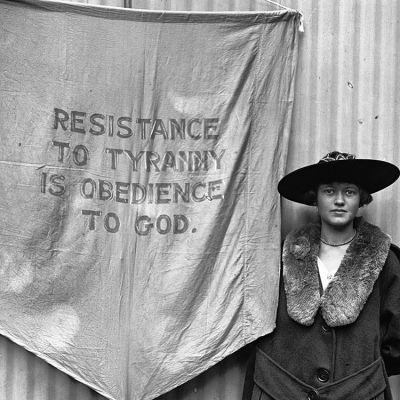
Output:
0 1 399 399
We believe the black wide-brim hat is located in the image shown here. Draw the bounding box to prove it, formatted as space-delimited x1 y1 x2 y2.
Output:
278 151 400 205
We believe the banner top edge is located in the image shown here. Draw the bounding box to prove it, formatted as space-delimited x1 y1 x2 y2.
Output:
3 0 302 23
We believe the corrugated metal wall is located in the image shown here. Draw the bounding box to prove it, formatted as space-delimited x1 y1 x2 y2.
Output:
1 0 399 399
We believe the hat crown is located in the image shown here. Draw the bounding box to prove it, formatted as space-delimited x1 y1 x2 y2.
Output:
319 151 356 164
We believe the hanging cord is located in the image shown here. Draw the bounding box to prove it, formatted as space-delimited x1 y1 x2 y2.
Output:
264 0 304 32
264 0 291 11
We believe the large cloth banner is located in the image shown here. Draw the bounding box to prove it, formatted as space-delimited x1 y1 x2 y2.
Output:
0 1 300 399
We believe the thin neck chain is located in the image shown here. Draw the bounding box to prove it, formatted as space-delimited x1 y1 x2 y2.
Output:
320 230 357 247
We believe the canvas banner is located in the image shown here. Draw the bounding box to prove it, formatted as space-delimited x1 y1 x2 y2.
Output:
0 1 300 399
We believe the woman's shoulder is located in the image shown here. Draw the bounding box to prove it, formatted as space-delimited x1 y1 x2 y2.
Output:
379 243 400 288
386 244 400 269
389 243 400 261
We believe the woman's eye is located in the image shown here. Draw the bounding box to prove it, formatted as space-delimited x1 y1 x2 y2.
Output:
323 188 334 194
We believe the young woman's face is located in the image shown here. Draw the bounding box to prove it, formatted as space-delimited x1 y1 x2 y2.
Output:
317 182 360 229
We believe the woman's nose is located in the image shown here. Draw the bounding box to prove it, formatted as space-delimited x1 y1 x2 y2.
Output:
334 192 345 204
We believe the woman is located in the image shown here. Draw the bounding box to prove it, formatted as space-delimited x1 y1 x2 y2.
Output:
243 151 400 400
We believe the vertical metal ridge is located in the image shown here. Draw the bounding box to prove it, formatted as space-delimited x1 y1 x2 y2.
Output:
391 0 400 237
357 0 377 156
335 0 353 151
373 0 390 229
313 0 330 155
327 3 340 151
349 0 361 153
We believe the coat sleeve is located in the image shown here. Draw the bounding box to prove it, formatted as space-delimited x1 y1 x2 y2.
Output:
380 245 400 376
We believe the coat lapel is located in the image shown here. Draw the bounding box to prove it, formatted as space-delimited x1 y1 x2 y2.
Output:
282 218 391 327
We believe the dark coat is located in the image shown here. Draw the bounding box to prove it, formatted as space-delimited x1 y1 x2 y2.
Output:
243 219 400 400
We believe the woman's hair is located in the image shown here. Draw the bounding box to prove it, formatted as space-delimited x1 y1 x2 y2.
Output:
303 183 373 207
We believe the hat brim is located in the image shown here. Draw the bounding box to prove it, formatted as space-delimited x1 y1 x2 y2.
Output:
278 159 400 205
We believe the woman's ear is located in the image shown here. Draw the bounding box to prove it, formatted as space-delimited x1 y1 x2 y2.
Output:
356 205 366 217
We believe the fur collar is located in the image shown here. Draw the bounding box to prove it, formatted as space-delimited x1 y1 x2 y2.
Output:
283 218 391 327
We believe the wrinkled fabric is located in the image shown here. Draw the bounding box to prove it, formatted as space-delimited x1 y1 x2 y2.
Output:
0 1 300 399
